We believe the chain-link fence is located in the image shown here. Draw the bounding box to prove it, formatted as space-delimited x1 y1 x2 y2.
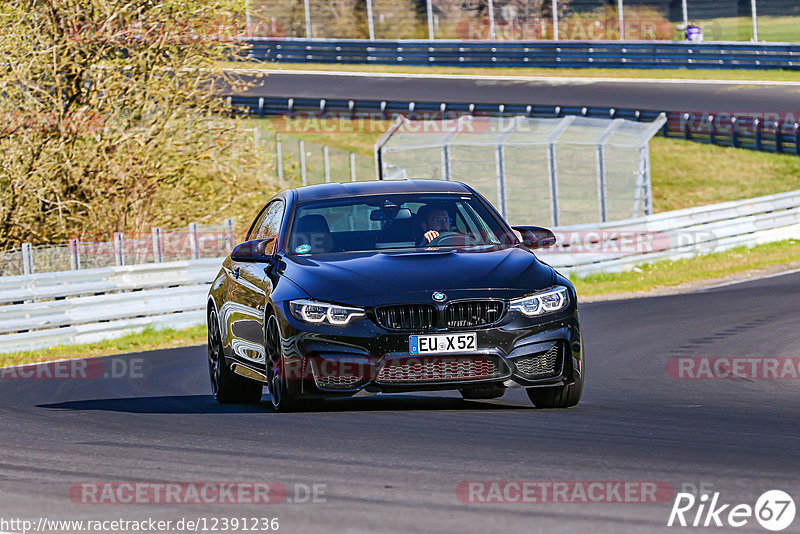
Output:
249 0 799 42
274 134 376 185
377 115 666 227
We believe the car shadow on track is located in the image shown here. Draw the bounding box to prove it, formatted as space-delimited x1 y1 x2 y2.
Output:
37 394 530 414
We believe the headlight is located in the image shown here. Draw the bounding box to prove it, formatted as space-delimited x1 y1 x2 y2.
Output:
509 286 569 317
289 299 365 326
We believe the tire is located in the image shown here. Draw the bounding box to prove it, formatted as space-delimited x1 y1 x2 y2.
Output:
526 369 583 409
265 314 317 412
459 385 506 400
208 309 263 404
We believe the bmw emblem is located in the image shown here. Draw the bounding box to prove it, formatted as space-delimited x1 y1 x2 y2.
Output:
432 292 447 302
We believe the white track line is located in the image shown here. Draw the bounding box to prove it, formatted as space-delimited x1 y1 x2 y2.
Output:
700 266 800 291
226 67 800 87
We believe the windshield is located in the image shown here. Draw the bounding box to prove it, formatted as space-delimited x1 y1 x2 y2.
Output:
287 193 517 255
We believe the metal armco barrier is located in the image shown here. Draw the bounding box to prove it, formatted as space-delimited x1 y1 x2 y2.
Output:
244 39 800 70
538 189 800 276
226 94 800 157
0 259 220 353
1 190 798 353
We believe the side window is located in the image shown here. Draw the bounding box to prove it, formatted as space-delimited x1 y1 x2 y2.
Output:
249 201 285 252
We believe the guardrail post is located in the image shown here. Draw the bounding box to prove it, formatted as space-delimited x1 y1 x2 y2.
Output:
683 113 692 140
755 118 762 151
188 222 200 260
224 219 235 251
299 140 307 186
152 227 164 263
775 121 783 154
113 233 125 266
708 115 716 145
795 123 800 156
276 134 284 183
732 117 739 148
323 145 331 182
22 242 33 275
350 152 357 181
68 238 81 270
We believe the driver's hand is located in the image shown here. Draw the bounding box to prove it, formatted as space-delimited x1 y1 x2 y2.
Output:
424 230 439 243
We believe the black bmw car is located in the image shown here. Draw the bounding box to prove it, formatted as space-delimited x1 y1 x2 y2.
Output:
207 179 583 411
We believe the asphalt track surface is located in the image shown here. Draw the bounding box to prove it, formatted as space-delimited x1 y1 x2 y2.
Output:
1 271 799 533
239 71 800 114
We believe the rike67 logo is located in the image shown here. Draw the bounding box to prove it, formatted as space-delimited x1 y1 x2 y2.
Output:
668 490 795 531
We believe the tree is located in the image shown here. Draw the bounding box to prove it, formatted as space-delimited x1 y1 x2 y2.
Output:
0 0 273 250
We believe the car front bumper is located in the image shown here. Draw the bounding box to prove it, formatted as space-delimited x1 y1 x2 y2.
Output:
277 303 583 398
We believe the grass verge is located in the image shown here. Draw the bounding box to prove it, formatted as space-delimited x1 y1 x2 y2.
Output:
0 325 207 368
224 61 800 83
572 238 800 297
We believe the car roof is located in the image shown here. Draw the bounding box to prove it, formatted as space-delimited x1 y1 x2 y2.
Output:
293 180 471 202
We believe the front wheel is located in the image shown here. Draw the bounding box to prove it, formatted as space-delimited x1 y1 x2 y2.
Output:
265 314 314 412
526 371 583 408
208 309 263 404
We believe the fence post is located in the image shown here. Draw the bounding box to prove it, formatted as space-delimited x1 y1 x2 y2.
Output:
495 145 507 219
223 218 236 251
366 0 375 40
276 134 284 183
426 0 435 40
224 218 235 251
189 222 200 260
323 145 331 182
350 152 357 182
545 116 575 227
68 238 81 270
750 0 759 42
552 0 559 40
488 0 496 39
595 119 623 223
113 233 125 266
152 227 164 263
441 144 451 181
299 139 307 186
22 242 33 275
617 0 624 40
303 0 312 38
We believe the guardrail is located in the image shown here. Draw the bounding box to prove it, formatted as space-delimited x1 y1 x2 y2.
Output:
245 39 800 70
538 189 800 276
1 190 798 354
0 260 220 353
227 95 800 156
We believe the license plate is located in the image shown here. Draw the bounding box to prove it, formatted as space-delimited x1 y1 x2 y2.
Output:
409 333 477 355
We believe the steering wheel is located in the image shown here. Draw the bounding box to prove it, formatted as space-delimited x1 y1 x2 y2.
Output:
427 231 480 247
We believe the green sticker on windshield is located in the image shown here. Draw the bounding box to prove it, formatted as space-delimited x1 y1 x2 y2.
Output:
295 244 311 254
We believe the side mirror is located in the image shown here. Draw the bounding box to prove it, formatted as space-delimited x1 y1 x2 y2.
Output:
513 226 557 249
231 238 275 262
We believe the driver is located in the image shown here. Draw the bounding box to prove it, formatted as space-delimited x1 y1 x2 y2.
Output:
418 204 458 244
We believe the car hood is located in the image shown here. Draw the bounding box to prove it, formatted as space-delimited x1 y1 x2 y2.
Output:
280 247 556 304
